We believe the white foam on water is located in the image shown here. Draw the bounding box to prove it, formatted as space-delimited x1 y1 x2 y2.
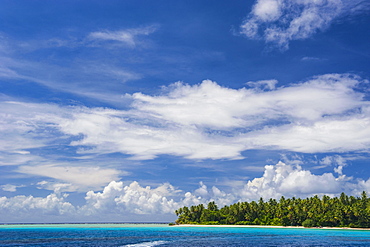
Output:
123 240 168 247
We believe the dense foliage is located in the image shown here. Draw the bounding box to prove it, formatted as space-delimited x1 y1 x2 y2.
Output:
174 192 370 228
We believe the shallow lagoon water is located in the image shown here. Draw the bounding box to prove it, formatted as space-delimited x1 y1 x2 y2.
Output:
1 224 370 246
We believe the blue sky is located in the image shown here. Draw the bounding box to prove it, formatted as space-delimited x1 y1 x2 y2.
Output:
0 0 370 223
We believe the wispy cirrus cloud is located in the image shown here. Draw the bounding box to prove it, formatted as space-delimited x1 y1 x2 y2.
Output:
240 0 370 50
14 25 159 50
0 54 141 105
301 56 325 62
246 79 278 90
0 25 158 105
88 25 158 48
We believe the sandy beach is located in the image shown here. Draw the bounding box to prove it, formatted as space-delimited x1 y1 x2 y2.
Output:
173 224 370 230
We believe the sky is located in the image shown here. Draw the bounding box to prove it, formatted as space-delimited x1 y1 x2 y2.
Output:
0 0 369 223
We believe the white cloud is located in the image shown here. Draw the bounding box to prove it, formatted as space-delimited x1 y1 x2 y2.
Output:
36 181 77 193
0 193 75 222
246 79 278 90
131 80 250 128
81 64 141 83
0 73 369 163
236 161 370 201
0 101 129 192
132 74 364 127
80 180 235 218
18 164 122 192
0 151 40 166
253 0 282 22
183 182 236 207
245 113 370 153
240 0 368 50
1 184 19 192
82 181 181 216
0 65 21 79
13 25 158 50
301 56 325 61
0 100 67 153
88 25 158 47
240 161 342 200
0 59 138 107
0 179 232 222
58 104 245 160
320 155 347 175
5 74 367 192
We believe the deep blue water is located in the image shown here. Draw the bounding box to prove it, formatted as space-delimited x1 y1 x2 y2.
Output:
1 224 370 246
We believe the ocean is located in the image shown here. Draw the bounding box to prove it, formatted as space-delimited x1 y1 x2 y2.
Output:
0 223 370 246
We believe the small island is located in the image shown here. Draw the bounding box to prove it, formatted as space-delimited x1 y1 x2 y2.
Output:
173 192 370 228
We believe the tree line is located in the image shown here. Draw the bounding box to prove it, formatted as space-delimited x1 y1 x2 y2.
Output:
174 192 370 228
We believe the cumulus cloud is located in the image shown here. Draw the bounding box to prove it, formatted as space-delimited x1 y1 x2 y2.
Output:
2 161 370 222
0 193 75 222
240 161 342 200
240 0 369 50
199 160 370 202
0 179 240 222
83 181 181 216
82 180 235 218
183 182 236 207
240 161 370 201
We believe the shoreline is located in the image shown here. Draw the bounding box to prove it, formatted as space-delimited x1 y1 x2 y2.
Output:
173 224 370 230
1 223 369 231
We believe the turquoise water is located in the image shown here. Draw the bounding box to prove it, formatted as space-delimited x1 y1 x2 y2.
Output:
1 224 370 246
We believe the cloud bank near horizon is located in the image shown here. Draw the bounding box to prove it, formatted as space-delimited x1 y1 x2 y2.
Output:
1 161 370 222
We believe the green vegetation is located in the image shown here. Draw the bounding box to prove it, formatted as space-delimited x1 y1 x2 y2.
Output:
174 192 370 228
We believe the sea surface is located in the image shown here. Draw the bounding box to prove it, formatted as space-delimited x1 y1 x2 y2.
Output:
0 223 370 246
